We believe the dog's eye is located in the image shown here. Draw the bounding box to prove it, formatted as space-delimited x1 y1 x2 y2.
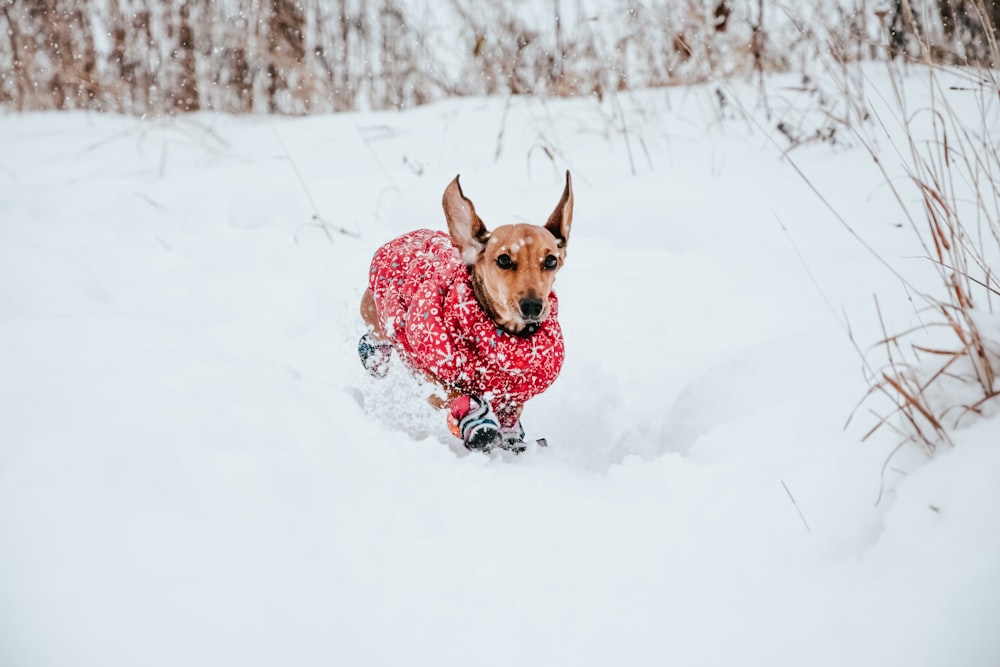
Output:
543 254 558 270
496 254 513 269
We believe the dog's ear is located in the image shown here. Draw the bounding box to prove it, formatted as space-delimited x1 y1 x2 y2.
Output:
443 175 490 264
545 170 574 248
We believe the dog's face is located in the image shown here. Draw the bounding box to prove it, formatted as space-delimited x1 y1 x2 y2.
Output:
443 172 573 337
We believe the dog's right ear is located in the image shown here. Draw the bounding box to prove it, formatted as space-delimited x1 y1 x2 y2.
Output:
443 175 490 265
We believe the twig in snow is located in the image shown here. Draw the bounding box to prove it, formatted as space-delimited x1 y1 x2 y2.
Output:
494 94 514 162
134 192 167 211
875 440 908 507
269 120 358 241
774 211 851 338
781 480 812 533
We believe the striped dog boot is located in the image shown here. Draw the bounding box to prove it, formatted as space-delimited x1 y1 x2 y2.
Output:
448 395 503 451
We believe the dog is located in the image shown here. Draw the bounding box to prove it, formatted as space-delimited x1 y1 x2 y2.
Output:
359 171 573 451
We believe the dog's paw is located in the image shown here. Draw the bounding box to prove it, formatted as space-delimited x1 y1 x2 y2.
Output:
358 333 392 378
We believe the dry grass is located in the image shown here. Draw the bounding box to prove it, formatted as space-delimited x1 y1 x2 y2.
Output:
850 12 1000 452
746 2 1000 453
0 0 922 116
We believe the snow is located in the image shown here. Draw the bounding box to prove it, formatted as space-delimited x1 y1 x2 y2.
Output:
1 66 999 667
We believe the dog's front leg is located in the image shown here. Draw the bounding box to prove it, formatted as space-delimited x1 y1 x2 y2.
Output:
425 377 461 410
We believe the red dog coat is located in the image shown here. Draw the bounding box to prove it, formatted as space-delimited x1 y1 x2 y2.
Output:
368 229 564 427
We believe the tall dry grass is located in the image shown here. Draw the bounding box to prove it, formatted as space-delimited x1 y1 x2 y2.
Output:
793 1 1000 452
9 1 996 116
719 1 1000 452
862 57 1000 451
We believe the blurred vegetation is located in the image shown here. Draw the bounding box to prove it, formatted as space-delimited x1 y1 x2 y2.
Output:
0 0 997 114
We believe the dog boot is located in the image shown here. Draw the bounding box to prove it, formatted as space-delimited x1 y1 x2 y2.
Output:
358 333 392 378
448 395 502 451
498 420 527 453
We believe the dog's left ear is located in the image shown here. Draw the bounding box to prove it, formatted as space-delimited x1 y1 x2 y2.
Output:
443 175 490 264
545 170 574 249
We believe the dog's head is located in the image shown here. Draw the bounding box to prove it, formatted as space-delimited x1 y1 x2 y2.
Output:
443 172 573 337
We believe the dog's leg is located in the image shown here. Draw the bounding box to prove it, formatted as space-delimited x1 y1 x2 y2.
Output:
360 289 387 340
426 383 462 410
361 288 453 407
358 289 393 377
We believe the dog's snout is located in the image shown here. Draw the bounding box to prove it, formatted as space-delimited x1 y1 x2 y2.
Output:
519 297 544 320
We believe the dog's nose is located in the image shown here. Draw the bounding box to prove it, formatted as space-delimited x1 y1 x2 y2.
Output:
519 297 543 320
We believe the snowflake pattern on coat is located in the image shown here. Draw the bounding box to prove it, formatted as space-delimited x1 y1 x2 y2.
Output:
368 229 564 427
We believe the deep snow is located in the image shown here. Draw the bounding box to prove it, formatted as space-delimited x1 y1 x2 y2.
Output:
1 66 998 667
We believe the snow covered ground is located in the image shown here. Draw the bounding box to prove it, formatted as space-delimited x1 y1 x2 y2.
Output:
1 66 998 666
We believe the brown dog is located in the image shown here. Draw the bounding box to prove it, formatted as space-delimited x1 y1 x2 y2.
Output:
360 172 573 449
